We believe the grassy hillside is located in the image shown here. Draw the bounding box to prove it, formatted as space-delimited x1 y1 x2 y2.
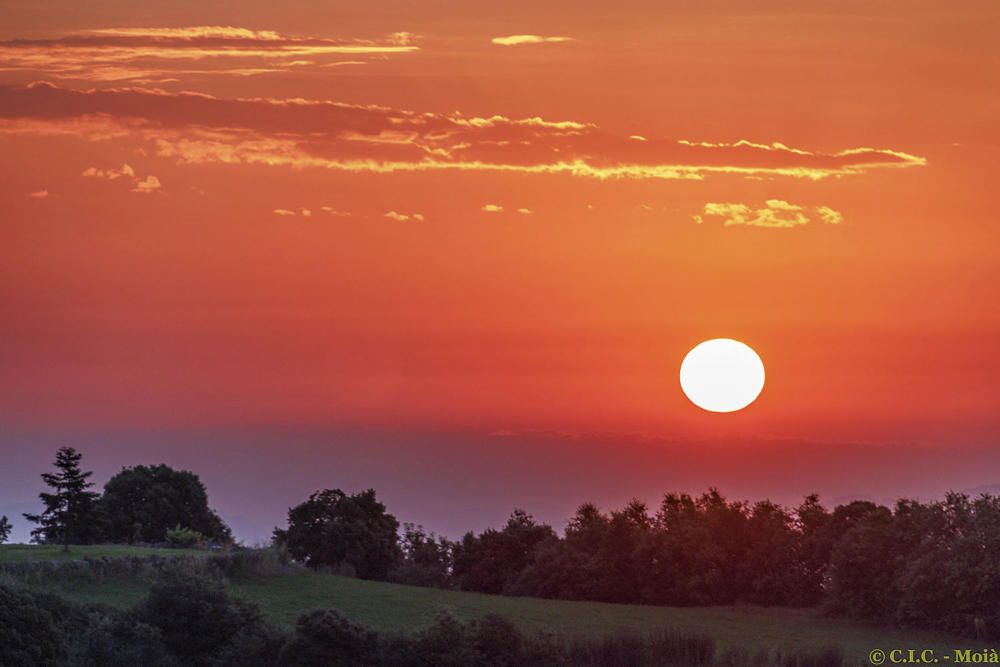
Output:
231 573 980 662
0 543 203 562
9 544 978 666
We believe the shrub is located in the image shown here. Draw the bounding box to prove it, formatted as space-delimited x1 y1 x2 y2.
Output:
212 623 287 666
280 609 381 666
66 611 176 667
208 546 296 579
131 571 272 664
166 524 206 548
0 584 64 666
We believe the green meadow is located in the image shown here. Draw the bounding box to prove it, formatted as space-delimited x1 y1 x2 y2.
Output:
2 545 981 666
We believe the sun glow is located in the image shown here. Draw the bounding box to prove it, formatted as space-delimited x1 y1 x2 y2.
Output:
680 339 765 413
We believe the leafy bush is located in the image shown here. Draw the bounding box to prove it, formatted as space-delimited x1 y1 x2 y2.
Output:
166 524 206 548
66 610 176 667
280 609 381 666
209 546 296 579
131 571 273 664
0 584 64 666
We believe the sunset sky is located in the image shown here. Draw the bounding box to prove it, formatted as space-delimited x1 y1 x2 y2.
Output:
2 1 998 542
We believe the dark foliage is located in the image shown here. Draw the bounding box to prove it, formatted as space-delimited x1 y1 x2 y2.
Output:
280 609 381 666
276 488 401 579
67 610 176 667
100 463 232 544
452 509 556 594
131 571 274 665
830 492 1000 638
0 585 65 666
388 523 453 587
23 447 103 546
0 514 11 544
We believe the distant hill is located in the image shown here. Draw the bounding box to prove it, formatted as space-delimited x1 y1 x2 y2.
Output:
1 544 983 665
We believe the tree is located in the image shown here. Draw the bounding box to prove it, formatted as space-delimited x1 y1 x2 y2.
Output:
275 488 401 580
99 464 232 544
23 447 102 548
452 509 555 594
0 515 11 544
389 523 453 587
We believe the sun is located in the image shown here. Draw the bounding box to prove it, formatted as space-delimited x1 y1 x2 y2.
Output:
680 339 765 413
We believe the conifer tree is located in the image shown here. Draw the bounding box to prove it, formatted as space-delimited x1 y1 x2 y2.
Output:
23 447 101 549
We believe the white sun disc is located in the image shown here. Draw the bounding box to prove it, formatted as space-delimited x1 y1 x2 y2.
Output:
680 338 765 412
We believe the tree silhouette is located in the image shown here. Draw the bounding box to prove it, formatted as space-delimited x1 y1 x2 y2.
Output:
23 447 102 549
100 464 232 544
0 515 11 544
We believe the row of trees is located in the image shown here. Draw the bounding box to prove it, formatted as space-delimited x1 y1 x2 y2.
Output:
14 447 231 549
7 447 1000 639
272 487 1000 639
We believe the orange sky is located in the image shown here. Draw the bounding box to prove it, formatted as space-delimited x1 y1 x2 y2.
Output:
1 2 999 539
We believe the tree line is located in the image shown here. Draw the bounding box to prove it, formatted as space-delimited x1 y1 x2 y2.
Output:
272 484 1000 639
5 447 1000 640
4 447 231 549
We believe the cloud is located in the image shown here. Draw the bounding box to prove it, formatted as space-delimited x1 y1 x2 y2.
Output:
492 35 573 46
320 206 351 217
516 208 533 215
815 205 844 225
28 189 49 198
274 205 350 218
83 162 160 193
385 211 424 221
0 26 418 82
0 83 926 183
482 203 504 212
82 163 135 180
131 174 161 193
695 201 844 228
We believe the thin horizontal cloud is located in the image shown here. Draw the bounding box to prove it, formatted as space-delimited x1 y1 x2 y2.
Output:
482 203 504 212
385 211 424 221
28 189 49 198
0 83 926 182
516 208 533 215
694 200 844 228
492 35 573 46
0 26 418 82
272 207 330 217
320 206 352 217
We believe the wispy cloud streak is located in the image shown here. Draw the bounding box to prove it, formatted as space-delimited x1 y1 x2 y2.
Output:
0 82 926 182
0 26 417 81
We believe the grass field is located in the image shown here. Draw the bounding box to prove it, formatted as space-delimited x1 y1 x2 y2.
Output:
12 566 978 663
1 545 983 665
0 543 203 562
